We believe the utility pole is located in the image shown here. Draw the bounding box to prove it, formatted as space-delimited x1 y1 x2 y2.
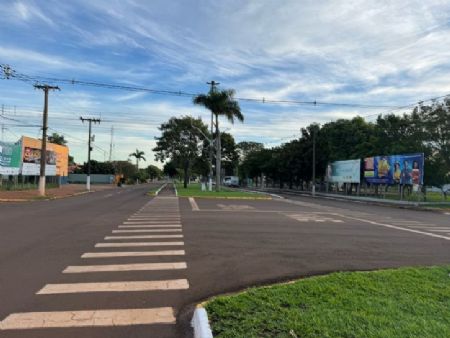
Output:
207 80 220 191
80 117 101 191
34 84 60 196
312 127 316 197
1 104 5 142
206 80 219 191
109 126 114 162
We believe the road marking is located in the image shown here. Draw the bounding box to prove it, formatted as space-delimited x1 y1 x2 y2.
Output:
82 250 185 258
37 279 189 294
126 219 181 221
124 221 181 224
335 213 450 241
189 197 200 211
63 262 187 273
104 235 183 240
112 229 182 233
0 307 175 329
95 242 184 247
119 225 181 228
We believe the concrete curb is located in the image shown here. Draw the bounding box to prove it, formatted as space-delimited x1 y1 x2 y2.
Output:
150 183 167 196
191 307 213 338
0 190 91 202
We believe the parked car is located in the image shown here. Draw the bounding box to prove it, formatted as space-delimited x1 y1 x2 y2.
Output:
223 176 239 187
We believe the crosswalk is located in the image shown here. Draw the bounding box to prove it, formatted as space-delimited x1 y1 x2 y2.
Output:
0 194 188 332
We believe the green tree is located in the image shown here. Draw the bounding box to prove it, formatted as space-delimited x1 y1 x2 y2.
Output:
129 149 146 169
153 116 209 188
48 132 67 145
237 141 264 162
163 161 178 178
146 165 162 180
193 88 243 190
219 132 239 176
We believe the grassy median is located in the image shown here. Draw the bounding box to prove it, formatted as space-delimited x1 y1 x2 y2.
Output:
175 183 267 199
206 266 450 338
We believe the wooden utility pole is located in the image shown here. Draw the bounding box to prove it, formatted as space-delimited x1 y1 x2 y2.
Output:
34 84 60 196
80 117 101 191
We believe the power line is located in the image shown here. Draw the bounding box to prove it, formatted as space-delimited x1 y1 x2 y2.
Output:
1 64 409 109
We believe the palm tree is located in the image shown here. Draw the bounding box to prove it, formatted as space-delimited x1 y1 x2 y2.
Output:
129 149 146 170
193 88 243 191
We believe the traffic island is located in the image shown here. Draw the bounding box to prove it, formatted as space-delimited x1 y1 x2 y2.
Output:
203 266 450 338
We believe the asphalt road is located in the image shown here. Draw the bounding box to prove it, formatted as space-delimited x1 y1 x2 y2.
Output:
0 184 449 337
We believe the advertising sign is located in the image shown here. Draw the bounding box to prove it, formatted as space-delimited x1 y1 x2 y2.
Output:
0 141 21 175
22 146 57 176
327 159 361 183
21 136 68 176
364 153 424 185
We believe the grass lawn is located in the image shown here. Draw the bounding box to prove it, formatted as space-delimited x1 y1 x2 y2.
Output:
175 183 268 199
206 266 450 338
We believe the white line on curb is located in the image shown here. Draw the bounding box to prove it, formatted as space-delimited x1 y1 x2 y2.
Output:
191 307 213 338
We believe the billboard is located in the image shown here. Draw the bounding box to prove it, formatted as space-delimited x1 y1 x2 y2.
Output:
327 159 361 183
21 136 69 176
364 153 424 185
0 141 22 175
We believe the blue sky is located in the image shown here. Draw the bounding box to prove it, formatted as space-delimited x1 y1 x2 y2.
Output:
1 0 450 167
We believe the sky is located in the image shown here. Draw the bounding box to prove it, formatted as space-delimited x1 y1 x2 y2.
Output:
0 0 450 168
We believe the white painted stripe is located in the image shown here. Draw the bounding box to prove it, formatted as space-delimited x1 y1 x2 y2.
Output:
104 235 183 240
124 221 181 224
82 250 185 258
189 197 200 211
127 218 180 220
119 225 181 228
336 213 450 241
112 229 182 233
63 262 187 273
37 279 189 294
95 242 184 247
0 308 175 329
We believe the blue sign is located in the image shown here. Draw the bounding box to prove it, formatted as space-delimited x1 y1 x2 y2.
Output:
364 153 424 185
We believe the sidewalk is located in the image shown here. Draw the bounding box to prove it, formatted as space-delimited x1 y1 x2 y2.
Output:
0 184 115 202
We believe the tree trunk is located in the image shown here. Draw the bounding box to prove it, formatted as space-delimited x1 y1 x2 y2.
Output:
183 160 189 189
215 114 221 192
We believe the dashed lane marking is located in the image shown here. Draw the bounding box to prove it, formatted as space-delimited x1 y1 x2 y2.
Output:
0 307 176 329
95 242 184 247
37 279 189 294
81 250 185 258
112 229 182 233
123 221 181 224
104 235 183 240
63 262 187 273
118 225 181 228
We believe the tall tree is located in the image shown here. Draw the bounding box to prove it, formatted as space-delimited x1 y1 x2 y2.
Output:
129 149 146 169
153 116 209 188
146 165 162 180
48 132 67 146
193 88 243 190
